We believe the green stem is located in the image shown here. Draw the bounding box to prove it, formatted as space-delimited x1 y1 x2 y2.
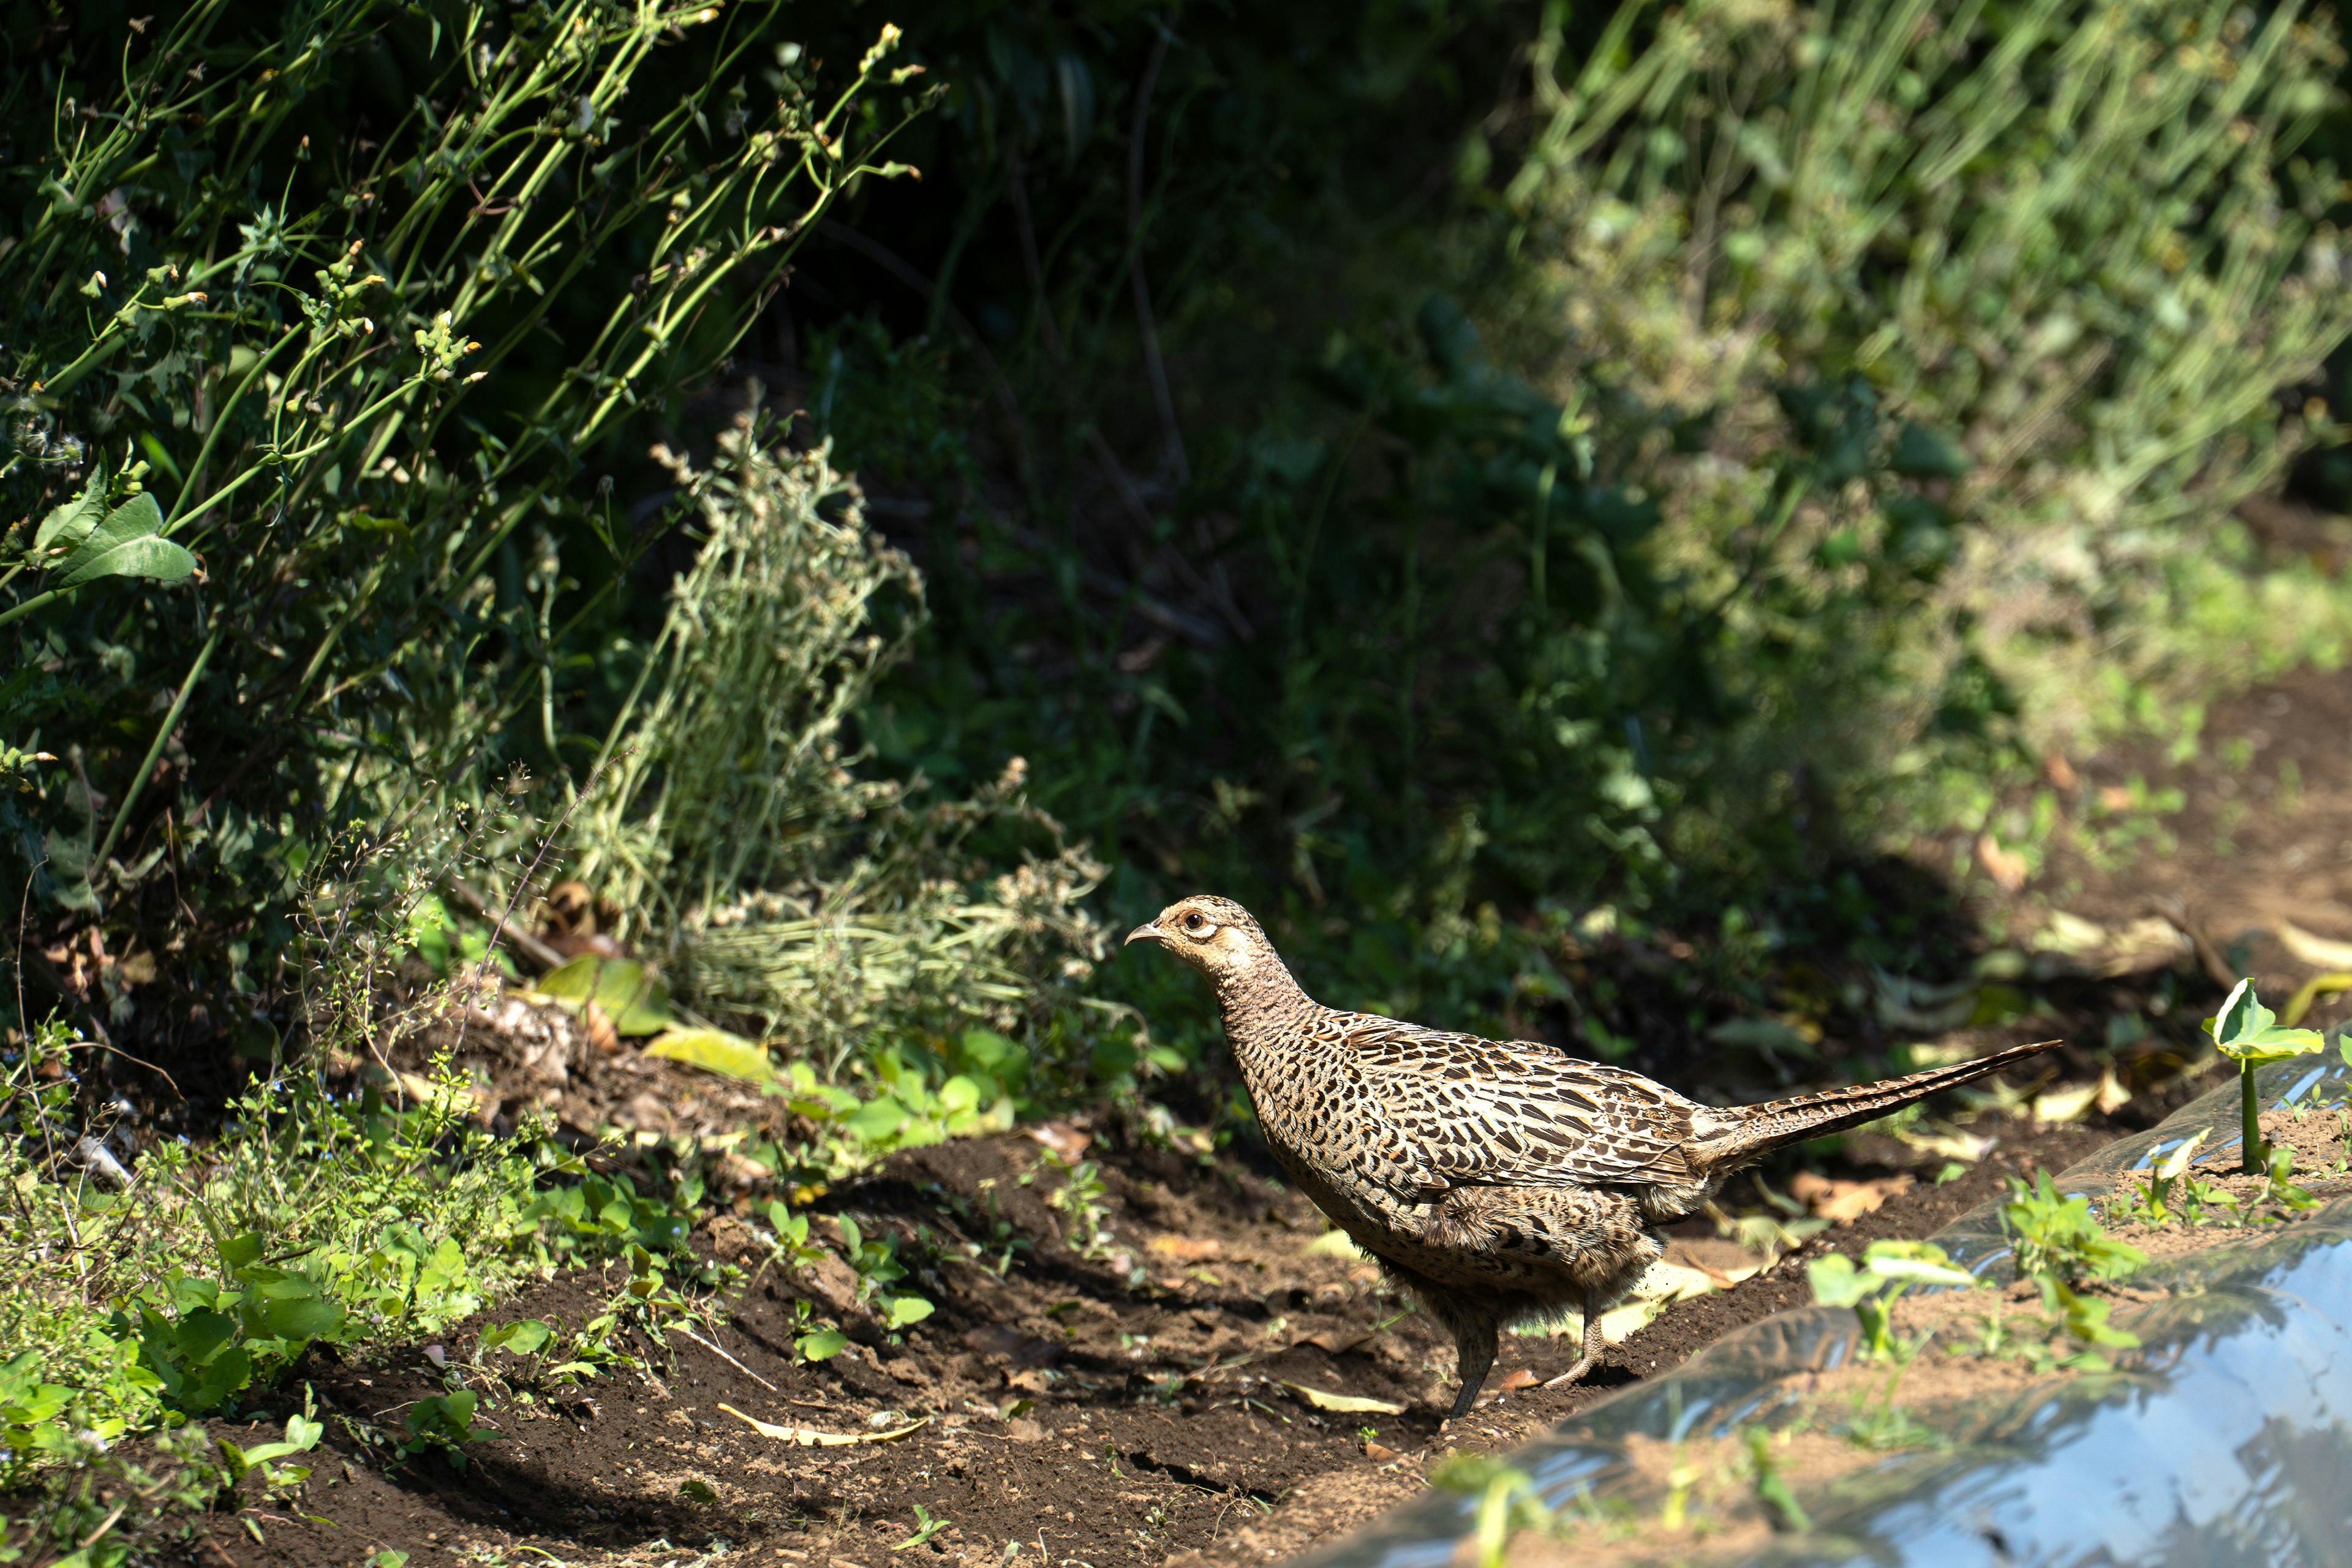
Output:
2241 1061 2263 1175
91 624 222 878
0 587 69 630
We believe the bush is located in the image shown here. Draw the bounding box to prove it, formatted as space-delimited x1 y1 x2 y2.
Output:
0 0 1116 1090
559 405 1116 1083
1494 0 2352 813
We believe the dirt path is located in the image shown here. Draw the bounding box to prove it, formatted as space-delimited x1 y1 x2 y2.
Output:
177 662 2352 1568
190 1102 2150 1568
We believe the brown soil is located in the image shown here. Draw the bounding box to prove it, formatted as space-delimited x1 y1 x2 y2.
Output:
172 1099 2139 1568
141 664 2352 1568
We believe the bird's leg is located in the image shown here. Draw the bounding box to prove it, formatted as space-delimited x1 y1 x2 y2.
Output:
1447 1320 1498 1420
1540 1288 1607 1389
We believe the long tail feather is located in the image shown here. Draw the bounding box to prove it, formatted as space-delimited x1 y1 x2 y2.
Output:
1686 1038 2062 1173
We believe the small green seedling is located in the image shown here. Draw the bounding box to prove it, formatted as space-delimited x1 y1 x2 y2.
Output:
1743 1427 1811 1532
895 1502 952 1550
2207 980 2324 1174
398 1392 497 1471
217 1412 323 1490
1807 1240 1978 1361
2131 1130 2209 1225
2003 1171 2147 1287
478 1319 552 1361
2264 1145 2320 1215
835 1215 937 1331
1430 1452 1554 1568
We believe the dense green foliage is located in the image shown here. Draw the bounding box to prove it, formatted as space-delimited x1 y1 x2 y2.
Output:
4 0 2352 1086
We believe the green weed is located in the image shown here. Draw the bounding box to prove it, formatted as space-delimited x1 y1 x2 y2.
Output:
1807 1240 1980 1362
397 1392 499 1472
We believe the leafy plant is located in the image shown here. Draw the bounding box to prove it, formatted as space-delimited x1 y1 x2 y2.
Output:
1807 1240 1978 1362
2004 1171 2150 1287
2207 980 2326 1173
834 1215 936 1332
2113 1129 2219 1227
1504 0 2352 795
0 0 937 1033
894 1503 951 1551
216 1412 323 1491
1041 1151 1117 1262
1742 1427 1810 1534
398 1392 497 1471
1429 1453 1556 1568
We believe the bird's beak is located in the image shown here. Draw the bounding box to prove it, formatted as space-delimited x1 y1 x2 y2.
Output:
1125 921 1164 946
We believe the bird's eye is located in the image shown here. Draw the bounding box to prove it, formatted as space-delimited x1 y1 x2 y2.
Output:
1182 913 1213 936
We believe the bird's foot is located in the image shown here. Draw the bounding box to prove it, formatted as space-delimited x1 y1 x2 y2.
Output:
1540 1355 1594 1390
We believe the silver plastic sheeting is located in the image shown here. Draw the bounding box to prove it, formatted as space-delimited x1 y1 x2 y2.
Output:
1296 1057 2352 1568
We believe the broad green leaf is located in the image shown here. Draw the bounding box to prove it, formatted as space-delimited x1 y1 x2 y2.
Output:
55 533 197 589
32 486 104 553
644 1027 775 1082
796 1329 848 1362
51 493 190 587
482 1319 552 1356
530 956 671 1035
2208 979 2323 1063
1806 1254 1871 1306
843 1094 910 1143
883 1294 935 1329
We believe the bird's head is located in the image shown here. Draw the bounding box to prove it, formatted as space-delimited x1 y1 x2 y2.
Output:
1125 895 1275 986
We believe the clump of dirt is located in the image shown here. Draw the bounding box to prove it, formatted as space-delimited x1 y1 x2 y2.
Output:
181 1088 2150 1568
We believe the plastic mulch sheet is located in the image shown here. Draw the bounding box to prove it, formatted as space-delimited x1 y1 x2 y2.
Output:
1296 1057 2352 1568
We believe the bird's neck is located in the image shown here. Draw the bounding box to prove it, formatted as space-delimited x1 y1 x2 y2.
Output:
1212 959 1322 1069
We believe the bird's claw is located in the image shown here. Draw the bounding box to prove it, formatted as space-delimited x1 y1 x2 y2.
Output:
1540 1355 1593 1390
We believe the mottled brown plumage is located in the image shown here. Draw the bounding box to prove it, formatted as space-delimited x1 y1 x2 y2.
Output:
1127 895 2059 1418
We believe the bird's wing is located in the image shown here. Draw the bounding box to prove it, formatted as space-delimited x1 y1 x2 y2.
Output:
1339 1016 1700 1192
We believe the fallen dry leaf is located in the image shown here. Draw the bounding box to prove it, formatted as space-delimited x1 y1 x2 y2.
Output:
1496 1369 1538 1393
2277 919 2352 970
1790 1170 1913 1224
1975 832 2028 891
1025 1121 1093 1161
1146 1235 1221 1262
717 1404 927 1446
2031 1082 2098 1124
1299 1329 1373 1355
1363 1441 1400 1463
1279 1381 1405 1415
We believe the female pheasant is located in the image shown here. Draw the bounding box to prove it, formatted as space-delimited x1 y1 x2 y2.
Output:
1128 894 2058 1417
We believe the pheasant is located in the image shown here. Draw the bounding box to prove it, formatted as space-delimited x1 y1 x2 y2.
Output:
1126 894 2059 1419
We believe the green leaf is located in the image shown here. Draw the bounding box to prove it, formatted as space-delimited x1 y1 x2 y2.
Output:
2208 979 2323 1063
55 532 197 589
32 485 104 554
1889 421 1970 478
481 1319 552 1356
644 1027 775 1082
796 1329 849 1362
843 1095 910 1143
51 492 194 589
530 956 671 1035
883 1294 935 1329
1806 1254 1871 1307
